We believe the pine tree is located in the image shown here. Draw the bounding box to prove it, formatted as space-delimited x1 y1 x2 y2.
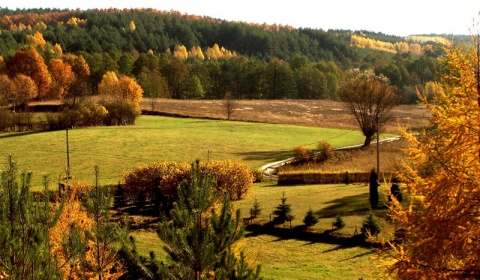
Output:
303 208 318 229
249 198 262 220
0 156 62 279
272 191 294 225
361 211 382 237
156 161 261 279
332 215 346 230
82 166 124 280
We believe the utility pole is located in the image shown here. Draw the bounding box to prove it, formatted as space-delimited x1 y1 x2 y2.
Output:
376 116 380 175
66 128 70 179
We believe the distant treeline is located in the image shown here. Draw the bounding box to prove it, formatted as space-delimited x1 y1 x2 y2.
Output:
0 8 454 103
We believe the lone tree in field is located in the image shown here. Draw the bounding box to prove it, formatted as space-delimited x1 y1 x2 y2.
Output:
223 91 237 120
387 34 480 278
338 69 398 146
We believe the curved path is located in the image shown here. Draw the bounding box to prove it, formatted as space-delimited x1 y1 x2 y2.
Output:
261 136 401 178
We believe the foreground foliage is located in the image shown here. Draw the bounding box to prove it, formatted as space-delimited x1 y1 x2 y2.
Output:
388 35 480 278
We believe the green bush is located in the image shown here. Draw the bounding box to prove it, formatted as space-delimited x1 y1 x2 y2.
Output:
79 100 108 126
0 109 13 131
102 100 140 126
13 112 35 131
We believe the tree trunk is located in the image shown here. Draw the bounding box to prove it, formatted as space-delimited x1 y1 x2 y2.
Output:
363 135 372 146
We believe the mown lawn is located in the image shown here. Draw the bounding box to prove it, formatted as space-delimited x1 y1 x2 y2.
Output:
0 115 392 188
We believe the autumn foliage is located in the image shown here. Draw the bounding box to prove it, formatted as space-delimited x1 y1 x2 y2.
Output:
387 36 480 278
6 47 50 98
123 160 255 210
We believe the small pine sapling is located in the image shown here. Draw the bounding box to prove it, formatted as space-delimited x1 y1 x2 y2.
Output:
303 208 319 229
272 191 294 226
361 211 382 238
249 198 262 222
332 215 346 230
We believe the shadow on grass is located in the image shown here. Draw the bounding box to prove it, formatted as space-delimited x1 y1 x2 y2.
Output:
317 193 389 219
235 150 292 162
244 223 375 249
0 130 49 139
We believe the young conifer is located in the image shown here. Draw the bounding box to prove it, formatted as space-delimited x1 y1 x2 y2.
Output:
0 156 62 279
156 161 261 279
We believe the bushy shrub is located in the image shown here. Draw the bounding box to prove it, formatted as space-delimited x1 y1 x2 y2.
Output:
122 160 255 212
122 162 191 209
79 100 108 126
251 168 263 183
293 146 311 160
13 112 34 131
102 100 140 126
202 160 255 200
0 109 13 131
58 107 82 128
44 112 62 130
316 141 334 161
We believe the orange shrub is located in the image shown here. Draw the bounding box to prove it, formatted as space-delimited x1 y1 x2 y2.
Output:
202 160 255 200
122 161 254 210
122 161 190 206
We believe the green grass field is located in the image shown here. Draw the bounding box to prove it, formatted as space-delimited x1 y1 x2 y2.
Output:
0 115 381 188
132 182 393 280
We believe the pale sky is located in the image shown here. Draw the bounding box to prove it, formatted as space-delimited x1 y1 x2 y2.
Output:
2 0 480 36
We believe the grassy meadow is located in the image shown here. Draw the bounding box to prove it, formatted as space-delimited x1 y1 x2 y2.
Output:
0 115 391 189
1 113 398 279
131 182 393 280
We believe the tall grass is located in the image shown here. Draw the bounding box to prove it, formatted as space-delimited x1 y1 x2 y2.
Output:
0 115 385 188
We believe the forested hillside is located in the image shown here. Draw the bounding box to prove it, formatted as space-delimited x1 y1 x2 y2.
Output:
0 8 450 103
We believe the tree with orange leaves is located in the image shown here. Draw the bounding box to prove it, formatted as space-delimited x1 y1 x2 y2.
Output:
12 74 37 106
7 47 50 99
48 59 76 100
63 54 91 106
387 35 480 278
98 71 143 108
0 75 15 106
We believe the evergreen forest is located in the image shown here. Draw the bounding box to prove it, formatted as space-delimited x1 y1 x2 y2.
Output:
0 8 452 104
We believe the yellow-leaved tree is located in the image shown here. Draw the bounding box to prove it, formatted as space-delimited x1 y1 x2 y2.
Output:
388 34 480 278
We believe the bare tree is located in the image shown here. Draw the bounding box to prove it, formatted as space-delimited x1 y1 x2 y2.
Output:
223 92 237 120
338 69 398 146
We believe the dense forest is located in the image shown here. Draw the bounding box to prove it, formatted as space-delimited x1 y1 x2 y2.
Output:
0 8 453 103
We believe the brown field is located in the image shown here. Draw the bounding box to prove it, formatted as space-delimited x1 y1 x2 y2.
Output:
141 98 431 133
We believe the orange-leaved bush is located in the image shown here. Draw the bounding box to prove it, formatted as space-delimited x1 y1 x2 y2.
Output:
122 160 255 211
202 160 255 200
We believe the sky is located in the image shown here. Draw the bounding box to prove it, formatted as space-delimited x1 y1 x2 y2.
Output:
2 0 480 37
